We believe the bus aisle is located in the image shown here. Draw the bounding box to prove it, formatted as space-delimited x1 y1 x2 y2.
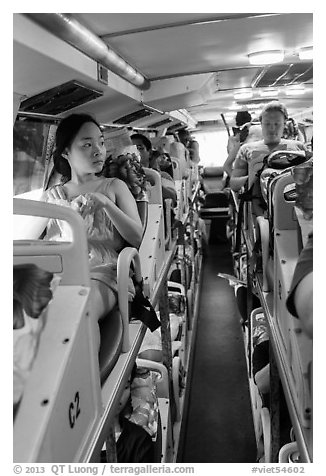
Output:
177 228 257 462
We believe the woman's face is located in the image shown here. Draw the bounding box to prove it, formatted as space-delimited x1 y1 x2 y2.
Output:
65 122 106 176
157 153 171 171
118 159 129 180
132 138 150 166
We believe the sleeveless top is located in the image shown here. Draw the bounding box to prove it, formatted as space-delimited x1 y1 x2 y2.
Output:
45 178 125 283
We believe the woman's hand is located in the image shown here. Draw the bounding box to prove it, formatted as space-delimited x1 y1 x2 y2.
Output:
74 192 111 219
86 192 111 210
46 184 67 201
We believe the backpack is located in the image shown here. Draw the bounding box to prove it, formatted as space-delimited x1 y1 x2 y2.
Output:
234 149 312 252
259 150 312 208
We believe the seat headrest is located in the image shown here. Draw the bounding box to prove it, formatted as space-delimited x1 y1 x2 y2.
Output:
154 136 171 153
170 142 187 160
202 166 224 178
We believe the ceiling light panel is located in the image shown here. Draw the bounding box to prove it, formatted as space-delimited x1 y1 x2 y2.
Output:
299 47 313 60
259 89 279 97
248 50 284 65
234 91 253 100
285 86 306 95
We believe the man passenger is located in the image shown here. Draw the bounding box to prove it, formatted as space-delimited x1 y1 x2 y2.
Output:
131 133 177 206
230 101 308 291
230 101 307 193
178 129 201 164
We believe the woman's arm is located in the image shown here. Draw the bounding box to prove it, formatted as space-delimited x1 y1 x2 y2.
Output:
293 272 313 338
254 364 270 394
99 179 142 248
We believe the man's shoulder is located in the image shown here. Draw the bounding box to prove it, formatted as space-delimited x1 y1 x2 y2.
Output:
238 140 267 158
245 139 266 149
280 138 307 150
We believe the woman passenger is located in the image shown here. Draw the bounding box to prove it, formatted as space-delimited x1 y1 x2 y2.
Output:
45 114 142 343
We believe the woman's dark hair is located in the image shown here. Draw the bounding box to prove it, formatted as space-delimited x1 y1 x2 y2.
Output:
53 113 101 180
130 133 152 151
235 110 252 126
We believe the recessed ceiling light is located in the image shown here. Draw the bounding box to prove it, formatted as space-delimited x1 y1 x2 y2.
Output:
298 46 313 60
243 102 264 109
228 103 242 111
248 50 284 65
234 91 253 100
285 86 306 95
259 89 279 97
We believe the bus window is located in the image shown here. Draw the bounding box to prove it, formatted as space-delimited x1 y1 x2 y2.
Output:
13 118 56 199
13 118 57 239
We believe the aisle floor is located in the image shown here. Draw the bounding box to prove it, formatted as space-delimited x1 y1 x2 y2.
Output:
177 237 257 463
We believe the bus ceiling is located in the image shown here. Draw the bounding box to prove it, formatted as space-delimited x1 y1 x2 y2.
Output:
13 13 312 129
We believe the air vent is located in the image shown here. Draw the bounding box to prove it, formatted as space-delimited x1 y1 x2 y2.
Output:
237 98 274 106
197 120 220 127
149 118 172 129
102 125 124 134
19 80 103 115
254 62 313 88
167 122 183 133
113 108 154 125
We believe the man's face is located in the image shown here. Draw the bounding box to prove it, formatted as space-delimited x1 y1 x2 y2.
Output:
261 110 286 146
131 138 150 166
